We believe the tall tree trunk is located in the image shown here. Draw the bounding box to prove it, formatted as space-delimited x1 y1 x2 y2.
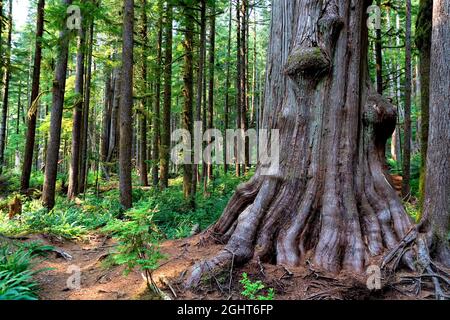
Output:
0 0 12 174
223 0 232 175
402 0 412 198
119 0 134 210
15 83 22 169
152 3 163 187
235 0 242 177
420 0 450 268
101 68 112 164
240 0 249 172
107 66 121 163
79 16 95 193
416 0 432 209
188 0 414 286
68 10 87 199
21 0 45 191
138 0 149 187
192 0 207 195
182 5 194 200
160 3 173 190
206 2 216 184
42 0 73 210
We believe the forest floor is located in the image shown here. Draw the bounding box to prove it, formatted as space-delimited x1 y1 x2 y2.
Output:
25 232 435 300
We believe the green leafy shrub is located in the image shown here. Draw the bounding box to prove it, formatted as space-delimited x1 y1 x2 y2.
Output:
239 273 275 301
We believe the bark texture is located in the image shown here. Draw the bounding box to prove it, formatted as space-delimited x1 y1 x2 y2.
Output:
42 0 72 210
420 0 450 267
188 0 415 286
119 0 134 209
182 4 194 200
160 4 173 190
139 0 149 187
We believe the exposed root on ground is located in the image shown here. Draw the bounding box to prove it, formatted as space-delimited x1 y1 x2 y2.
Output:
382 229 450 300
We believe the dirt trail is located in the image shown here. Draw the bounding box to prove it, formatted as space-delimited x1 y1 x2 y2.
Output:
30 234 149 300
26 233 426 300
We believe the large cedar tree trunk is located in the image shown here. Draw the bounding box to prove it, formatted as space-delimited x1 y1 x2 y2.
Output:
188 0 415 285
420 0 450 268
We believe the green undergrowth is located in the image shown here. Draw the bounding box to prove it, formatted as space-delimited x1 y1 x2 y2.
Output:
0 171 252 241
0 241 53 300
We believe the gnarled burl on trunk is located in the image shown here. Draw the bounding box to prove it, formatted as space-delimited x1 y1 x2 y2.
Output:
187 0 416 286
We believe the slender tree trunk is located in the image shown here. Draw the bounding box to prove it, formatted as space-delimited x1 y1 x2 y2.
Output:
160 3 173 190
79 17 95 193
192 0 207 195
402 0 412 198
101 68 112 164
68 11 87 199
107 66 121 163
206 2 216 184
15 83 22 169
240 0 249 172
42 0 73 210
0 0 12 174
119 0 134 209
421 0 450 268
138 0 149 186
223 0 232 175
235 0 242 177
188 0 414 286
416 0 432 209
152 4 163 187
21 0 45 191
251 2 258 130
182 5 194 200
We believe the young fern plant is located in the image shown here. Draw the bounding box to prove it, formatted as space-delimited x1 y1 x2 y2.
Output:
103 206 164 292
